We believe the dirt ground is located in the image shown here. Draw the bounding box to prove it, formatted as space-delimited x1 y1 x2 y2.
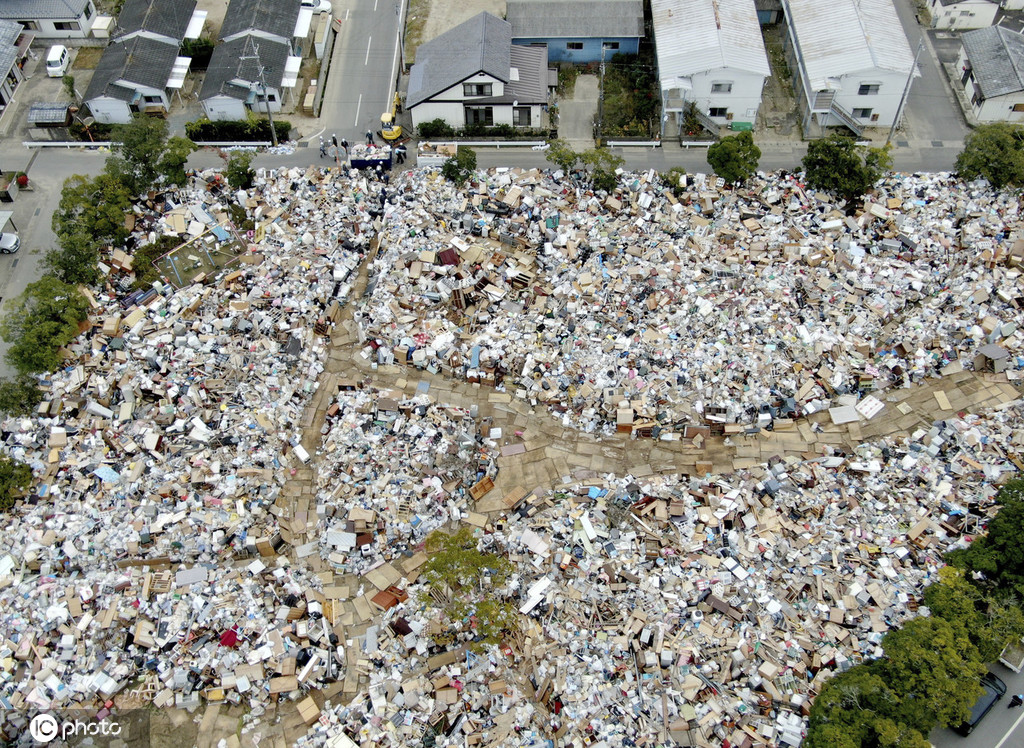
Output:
195 0 231 40
757 24 800 138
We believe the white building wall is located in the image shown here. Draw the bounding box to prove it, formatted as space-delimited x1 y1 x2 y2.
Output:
930 0 998 29
1003 0 1024 10
830 69 909 127
411 101 464 128
977 91 1024 121
681 68 767 123
434 73 506 101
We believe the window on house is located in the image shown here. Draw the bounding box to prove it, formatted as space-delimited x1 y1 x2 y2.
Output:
710 82 732 94
84 2 94 19
465 106 494 126
463 83 492 97
54 21 80 30
852 108 872 118
19 21 38 31
1013 103 1024 112
972 90 985 107
567 42 583 50
603 42 619 50
960 9 973 15
143 95 162 104
513 106 531 126
858 83 880 95
709 107 728 118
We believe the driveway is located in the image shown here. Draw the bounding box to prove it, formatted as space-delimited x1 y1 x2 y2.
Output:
558 73 597 150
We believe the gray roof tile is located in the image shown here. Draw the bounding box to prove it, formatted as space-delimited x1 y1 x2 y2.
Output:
114 0 197 42
220 0 299 42
506 0 643 39
407 12 512 108
84 35 180 103
963 25 1024 98
0 0 90 21
200 34 289 101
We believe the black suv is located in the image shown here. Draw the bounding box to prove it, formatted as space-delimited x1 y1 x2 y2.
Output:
954 672 1008 736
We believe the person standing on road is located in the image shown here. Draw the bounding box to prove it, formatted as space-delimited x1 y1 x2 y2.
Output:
366 130 375 146
395 143 407 164
332 133 338 149
319 136 326 158
1009 693 1024 708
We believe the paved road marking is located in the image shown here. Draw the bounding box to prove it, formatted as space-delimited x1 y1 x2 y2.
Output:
995 708 1024 748
354 93 362 127
388 0 404 101
365 37 372 65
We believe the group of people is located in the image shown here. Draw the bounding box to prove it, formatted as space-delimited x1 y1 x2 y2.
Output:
318 132 407 165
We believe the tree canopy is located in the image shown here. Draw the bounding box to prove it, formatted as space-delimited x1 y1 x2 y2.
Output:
707 131 761 184
441 148 477 186
1 277 90 375
0 455 32 511
802 134 891 203
545 139 580 174
946 478 1024 594
955 123 1024 190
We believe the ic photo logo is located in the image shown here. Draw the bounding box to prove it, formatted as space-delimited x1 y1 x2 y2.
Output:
28 713 125 744
28 714 59 743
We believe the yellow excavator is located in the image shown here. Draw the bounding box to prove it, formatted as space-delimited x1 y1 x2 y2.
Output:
380 92 402 141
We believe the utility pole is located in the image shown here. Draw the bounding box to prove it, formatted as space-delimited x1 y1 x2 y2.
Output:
887 37 924 147
240 38 278 147
597 44 606 146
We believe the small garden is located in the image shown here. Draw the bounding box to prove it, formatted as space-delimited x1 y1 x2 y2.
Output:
417 118 553 141
185 117 292 143
600 50 659 138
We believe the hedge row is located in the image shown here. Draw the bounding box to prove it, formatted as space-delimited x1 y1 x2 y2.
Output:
185 118 292 143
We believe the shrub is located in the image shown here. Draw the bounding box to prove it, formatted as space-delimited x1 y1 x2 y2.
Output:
180 38 214 70
417 118 455 138
185 117 292 143
441 147 477 185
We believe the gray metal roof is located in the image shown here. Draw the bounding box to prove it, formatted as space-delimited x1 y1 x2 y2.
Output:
505 0 643 39
200 34 288 101
962 25 1024 98
84 35 179 102
114 0 197 42
0 19 23 79
0 0 90 21
219 0 299 42
407 12 512 108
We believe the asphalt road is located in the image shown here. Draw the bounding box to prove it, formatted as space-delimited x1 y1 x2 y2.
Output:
317 0 405 146
892 0 969 147
931 663 1024 748
0 148 108 379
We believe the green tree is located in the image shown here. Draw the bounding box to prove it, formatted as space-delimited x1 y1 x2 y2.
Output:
545 138 580 173
947 479 1024 594
225 151 256 189
580 148 624 193
802 134 892 203
423 526 517 647
1 276 90 375
877 616 985 733
707 131 761 184
805 664 929 748
924 566 1024 662
0 455 32 511
955 123 1024 189
43 223 101 286
441 147 477 186
0 375 43 416
53 173 134 248
107 117 171 194
157 136 197 187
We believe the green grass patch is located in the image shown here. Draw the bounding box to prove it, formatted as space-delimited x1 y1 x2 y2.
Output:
600 51 659 137
404 0 430 65
72 47 103 71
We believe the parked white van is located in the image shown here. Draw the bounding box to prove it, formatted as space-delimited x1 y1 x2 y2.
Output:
46 45 70 78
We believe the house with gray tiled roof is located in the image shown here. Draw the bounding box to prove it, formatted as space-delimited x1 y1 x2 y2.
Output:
930 0 997 30
0 0 98 39
505 0 643 63
84 0 200 124
958 25 1024 123
0 20 31 112
407 12 551 132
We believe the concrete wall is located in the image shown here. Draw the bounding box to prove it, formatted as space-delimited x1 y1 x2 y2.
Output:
830 69 912 127
512 37 639 63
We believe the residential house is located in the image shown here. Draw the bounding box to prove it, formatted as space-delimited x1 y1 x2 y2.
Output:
652 0 770 137
0 0 97 39
83 36 184 123
84 0 199 124
112 0 204 44
930 0 998 29
407 12 550 132
200 35 293 119
0 20 33 113
199 0 304 119
782 0 916 136
505 0 643 64
958 25 1024 122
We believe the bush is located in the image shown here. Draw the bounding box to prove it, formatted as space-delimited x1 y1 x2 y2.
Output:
441 147 477 185
0 455 32 511
1 276 90 375
802 134 891 203
707 131 761 184
955 123 1024 189
180 38 214 70
226 151 256 189
185 117 291 143
0 375 43 416
417 118 455 138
